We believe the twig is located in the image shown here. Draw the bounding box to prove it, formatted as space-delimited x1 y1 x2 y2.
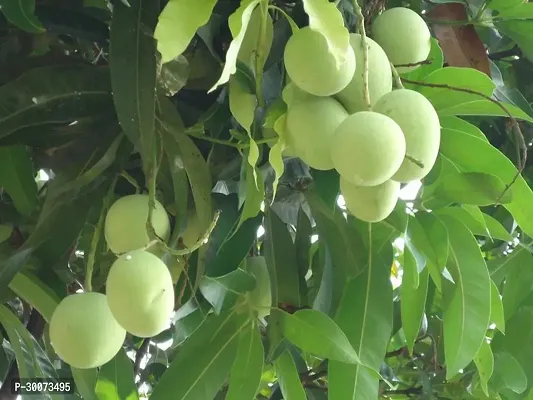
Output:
255 0 270 108
401 77 527 204
489 45 522 60
405 154 424 169
395 58 434 68
134 338 151 376
353 0 371 110
391 64 404 89
383 387 423 396
120 170 141 194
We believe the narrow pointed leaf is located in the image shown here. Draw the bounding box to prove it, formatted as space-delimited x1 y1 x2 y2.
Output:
490 279 505 334
502 250 533 320
274 351 307 400
473 340 494 397
439 215 491 379
0 0 44 33
226 322 264 400
492 352 528 394
402 267 430 355
95 349 139 400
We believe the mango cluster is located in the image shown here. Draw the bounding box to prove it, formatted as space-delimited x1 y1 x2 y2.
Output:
278 7 440 222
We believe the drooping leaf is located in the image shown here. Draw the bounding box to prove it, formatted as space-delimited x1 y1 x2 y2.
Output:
473 340 494 397
209 0 262 92
502 249 533 320
109 0 159 173
95 349 139 400
0 145 38 216
150 310 249 400
264 208 305 308
71 367 98 400
198 268 256 314
439 128 533 238
0 0 44 33
490 279 505 334
440 116 488 142
402 265 430 355
328 230 393 400
439 215 491 379
301 0 351 68
492 352 528 394
0 66 113 141
226 322 264 400
274 351 306 400
279 309 363 365
235 160 264 231
154 0 218 63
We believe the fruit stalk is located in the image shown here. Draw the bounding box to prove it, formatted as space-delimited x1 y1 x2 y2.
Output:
390 64 404 89
146 134 164 243
254 0 270 108
352 0 371 110
85 177 117 292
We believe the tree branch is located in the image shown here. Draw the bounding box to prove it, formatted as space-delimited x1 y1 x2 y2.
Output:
133 338 151 376
489 45 522 60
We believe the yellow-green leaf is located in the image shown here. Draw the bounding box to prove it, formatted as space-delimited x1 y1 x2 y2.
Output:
473 340 494 397
154 0 218 63
490 279 505 334
274 351 307 400
301 0 350 68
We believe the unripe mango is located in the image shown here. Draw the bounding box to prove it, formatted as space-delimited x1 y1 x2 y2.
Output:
372 7 431 74
336 34 392 113
284 27 356 96
330 111 406 186
341 177 400 222
104 194 170 254
49 292 126 369
282 82 314 107
373 89 440 183
286 96 348 170
106 250 175 338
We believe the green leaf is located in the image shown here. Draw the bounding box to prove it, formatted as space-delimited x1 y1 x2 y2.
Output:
244 256 272 318
95 349 139 400
0 0 44 33
274 351 306 400
439 215 491 379
209 0 262 92
329 231 393 399
0 304 58 380
497 21 533 62
497 3 533 19
154 0 218 63
0 145 37 216
433 172 513 206
8 271 59 323
264 208 305 308
402 265 430 355
490 0 523 12
435 206 512 242
492 352 528 394
439 128 533 238
150 310 249 400
0 66 113 141
0 225 12 244
440 117 488 142
408 213 449 292
110 0 158 172
280 309 363 364
198 268 256 313
419 67 495 110
490 279 505 334
403 37 444 82
301 0 351 68
236 160 264 231
226 322 264 400
268 134 285 203
502 250 533 320
473 340 494 397
71 367 98 400
438 100 533 121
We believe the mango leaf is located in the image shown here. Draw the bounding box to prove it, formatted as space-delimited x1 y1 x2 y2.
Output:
502 250 533 320
439 128 533 238
0 66 113 141
438 100 533 121
95 349 139 400
274 351 306 400
328 231 393 400
473 340 494 397
8 272 59 323
301 0 350 68
198 268 256 314
154 0 218 63
433 172 513 206
268 121 286 203
226 322 264 400
402 265 430 355
439 215 491 379
440 116 488 142
490 279 505 334
150 310 249 400
0 304 58 381
280 309 363 365
403 37 444 82
209 0 262 92
408 213 449 292
235 156 264 232
264 208 305 308
71 367 98 400
0 0 44 33
435 206 512 242
0 225 12 243
110 0 158 172
0 145 38 216
492 352 528 394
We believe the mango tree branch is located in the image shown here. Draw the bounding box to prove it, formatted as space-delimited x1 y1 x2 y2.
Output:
353 0 371 110
401 77 527 204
